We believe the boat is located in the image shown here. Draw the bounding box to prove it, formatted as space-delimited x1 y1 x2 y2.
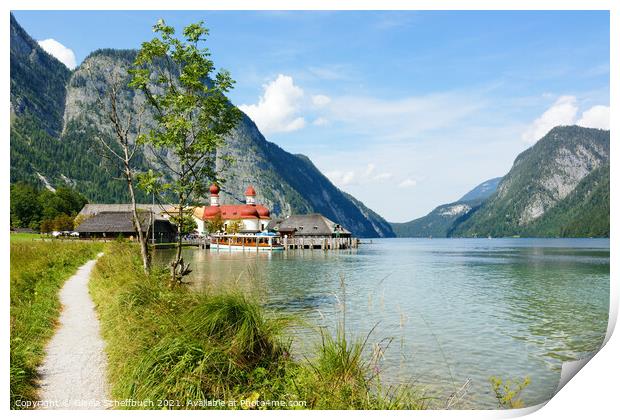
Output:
209 232 284 251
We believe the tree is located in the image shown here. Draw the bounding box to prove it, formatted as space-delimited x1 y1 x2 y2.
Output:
170 211 198 236
51 214 75 231
225 220 243 234
39 187 87 220
130 19 241 285
10 183 42 229
82 56 153 274
206 213 224 234
39 219 53 234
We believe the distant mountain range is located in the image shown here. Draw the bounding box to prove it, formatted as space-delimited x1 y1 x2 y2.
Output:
392 126 609 238
10 14 609 239
9 14 394 238
390 178 502 238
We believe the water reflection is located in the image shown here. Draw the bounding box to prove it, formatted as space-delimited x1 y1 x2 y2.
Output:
153 238 609 408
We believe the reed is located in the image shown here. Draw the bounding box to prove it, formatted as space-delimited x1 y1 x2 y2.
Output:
90 243 429 409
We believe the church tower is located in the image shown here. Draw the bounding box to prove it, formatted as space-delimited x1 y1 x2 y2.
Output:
245 185 256 205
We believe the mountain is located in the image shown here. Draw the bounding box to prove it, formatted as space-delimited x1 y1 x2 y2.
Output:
457 177 502 202
9 16 394 238
10 13 74 191
521 164 609 237
452 126 609 237
10 14 70 135
390 177 501 238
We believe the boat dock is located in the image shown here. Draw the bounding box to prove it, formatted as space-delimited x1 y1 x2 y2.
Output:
180 234 360 251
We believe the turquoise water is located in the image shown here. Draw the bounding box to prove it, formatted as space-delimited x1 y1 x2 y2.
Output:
155 238 610 408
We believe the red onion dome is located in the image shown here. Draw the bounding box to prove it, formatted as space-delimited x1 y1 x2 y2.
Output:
203 206 221 218
244 185 256 196
240 205 259 217
209 183 220 195
257 206 270 217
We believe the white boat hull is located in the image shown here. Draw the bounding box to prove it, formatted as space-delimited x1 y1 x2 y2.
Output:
210 243 284 252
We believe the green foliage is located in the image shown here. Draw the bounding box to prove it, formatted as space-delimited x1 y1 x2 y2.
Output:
490 376 531 409
206 213 224 233
10 183 42 229
10 240 103 408
391 199 483 238
451 126 609 238
48 213 75 232
170 211 198 235
129 19 242 282
39 187 87 221
391 177 502 238
225 220 243 234
10 13 70 136
523 165 610 237
90 243 427 409
10 14 395 238
10 183 86 231
129 19 241 202
90 243 289 406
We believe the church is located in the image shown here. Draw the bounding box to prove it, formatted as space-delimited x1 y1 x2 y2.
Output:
193 184 272 235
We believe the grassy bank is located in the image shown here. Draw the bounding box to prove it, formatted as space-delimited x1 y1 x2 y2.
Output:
10 239 104 408
90 243 428 409
9 232 41 242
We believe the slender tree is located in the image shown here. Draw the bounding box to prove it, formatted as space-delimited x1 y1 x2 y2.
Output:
129 19 241 285
83 63 153 274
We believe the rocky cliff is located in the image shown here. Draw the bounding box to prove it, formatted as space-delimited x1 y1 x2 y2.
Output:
9 16 394 237
452 126 609 237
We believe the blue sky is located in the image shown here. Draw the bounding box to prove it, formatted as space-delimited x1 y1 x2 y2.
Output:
12 10 610 221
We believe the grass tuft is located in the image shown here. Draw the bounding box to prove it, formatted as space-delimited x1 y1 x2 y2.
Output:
90 243 428 409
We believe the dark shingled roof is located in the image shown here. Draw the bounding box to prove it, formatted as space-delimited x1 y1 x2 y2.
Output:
78 204 172 221
267 214 351 237
75 212 175 234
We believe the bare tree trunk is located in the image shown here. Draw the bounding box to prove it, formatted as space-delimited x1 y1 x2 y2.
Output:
92 71 152 276
170 196 184 286
168 194 194 286
126 168 150 275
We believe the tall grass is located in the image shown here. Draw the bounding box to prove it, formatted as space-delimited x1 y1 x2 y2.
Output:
10 240 103 408
91 243 428 409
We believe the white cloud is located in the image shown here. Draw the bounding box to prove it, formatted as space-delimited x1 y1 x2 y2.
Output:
326 170 356 187
325 91 486 141
374 172 393 181
576 105 610 130
326 162 396 189
398 178 417 188
37 38 77 69
239 74 306 134
521 96 610 143
312 94 331 107
312 117 329 126
521 96 578 144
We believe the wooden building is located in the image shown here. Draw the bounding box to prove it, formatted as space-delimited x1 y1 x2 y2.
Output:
267 214 355 250
75 211 176 243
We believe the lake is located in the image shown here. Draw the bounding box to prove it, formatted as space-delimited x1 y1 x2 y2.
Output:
154 238 610 408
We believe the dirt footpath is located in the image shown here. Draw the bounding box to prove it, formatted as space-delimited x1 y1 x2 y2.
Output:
37 253 110 409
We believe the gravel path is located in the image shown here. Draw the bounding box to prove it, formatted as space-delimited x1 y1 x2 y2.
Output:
38 253 111 410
